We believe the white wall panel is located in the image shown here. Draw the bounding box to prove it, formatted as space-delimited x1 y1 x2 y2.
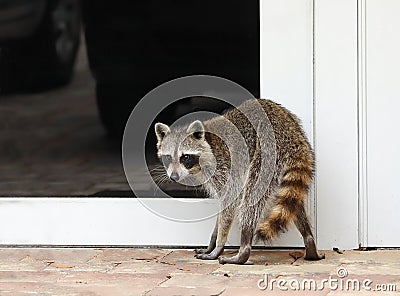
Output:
365 0 400 246
314 0 359 249
260 0 314 140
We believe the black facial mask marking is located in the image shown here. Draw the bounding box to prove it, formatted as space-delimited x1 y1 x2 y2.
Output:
180 154 200 169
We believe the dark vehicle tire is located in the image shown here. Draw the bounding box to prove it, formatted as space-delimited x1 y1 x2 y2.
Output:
96 83 143 139
0 0 81 93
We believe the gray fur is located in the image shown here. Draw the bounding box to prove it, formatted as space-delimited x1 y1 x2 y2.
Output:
155 99 324 264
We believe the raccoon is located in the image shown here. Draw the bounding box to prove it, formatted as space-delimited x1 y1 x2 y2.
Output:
154 99 325 264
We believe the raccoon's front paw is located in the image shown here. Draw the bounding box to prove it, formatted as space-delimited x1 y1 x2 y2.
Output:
218 247 251 265
195 253 219 260
194 248 209 255
195 246 224 260
218 256 248 265
218 257 228 264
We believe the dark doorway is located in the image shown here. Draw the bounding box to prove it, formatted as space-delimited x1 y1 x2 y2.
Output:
83 0 260 138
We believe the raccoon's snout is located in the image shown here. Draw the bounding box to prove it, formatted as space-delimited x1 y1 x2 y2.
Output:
169 172 180 182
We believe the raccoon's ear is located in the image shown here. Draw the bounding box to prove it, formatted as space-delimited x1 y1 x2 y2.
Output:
187 120 205 140
155 123 171 142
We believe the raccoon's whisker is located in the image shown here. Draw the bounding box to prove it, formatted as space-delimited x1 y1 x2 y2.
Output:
149 169 166 176
149 166 165 172
153 174 168 194
151 175 164 183
154 174 168 185
151 169 167 179
152 174 170 197
152 173 166 182
149 165 165 174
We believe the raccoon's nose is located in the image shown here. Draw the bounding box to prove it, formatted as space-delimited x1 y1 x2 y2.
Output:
170 172 179 182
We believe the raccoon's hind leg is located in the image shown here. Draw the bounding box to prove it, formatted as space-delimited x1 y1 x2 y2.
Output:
294 205 325 260
256 163 324 260
196 205 234 260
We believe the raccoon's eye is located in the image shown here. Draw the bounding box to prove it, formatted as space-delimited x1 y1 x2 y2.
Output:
180 154 200 169
161 155 172 166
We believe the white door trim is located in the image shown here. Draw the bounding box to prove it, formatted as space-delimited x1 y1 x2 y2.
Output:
0 198 304 247
314 0 359 250
357 0 368 247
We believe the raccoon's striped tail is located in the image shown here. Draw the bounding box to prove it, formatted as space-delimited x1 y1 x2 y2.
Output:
256 163 313 241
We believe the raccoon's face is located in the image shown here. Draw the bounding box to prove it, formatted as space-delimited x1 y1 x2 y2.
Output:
154 120 215 184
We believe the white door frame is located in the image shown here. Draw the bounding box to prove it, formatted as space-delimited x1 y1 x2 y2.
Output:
313 0 359 250
360 0 400 247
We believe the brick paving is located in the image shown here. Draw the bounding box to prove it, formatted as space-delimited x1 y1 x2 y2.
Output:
0 248 399 295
